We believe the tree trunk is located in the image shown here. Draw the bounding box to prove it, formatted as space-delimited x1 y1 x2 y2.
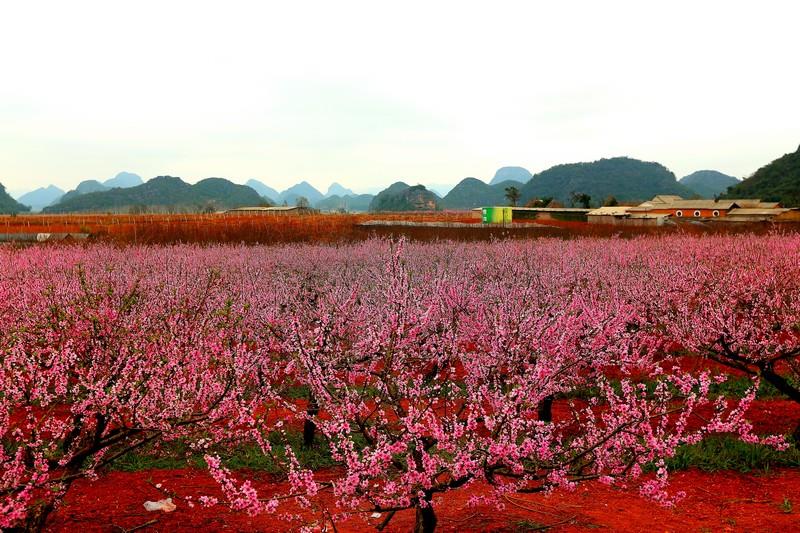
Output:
303 392 319 447
538 395 554 422
20 476 77 532
760 368 800 404
759 368 800 442
413 503 437 533
20 501 54 532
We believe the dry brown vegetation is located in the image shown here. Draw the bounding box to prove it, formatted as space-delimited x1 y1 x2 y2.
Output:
1 211 798 245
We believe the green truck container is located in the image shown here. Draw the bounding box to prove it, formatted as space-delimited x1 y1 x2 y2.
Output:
481 206 513 224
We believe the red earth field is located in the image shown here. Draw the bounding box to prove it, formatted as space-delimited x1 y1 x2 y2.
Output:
42 398 800 531
47 467 800 532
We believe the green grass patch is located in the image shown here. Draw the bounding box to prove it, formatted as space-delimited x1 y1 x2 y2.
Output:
664 436 800 473
562 375 791 402
113 448 201 471
112 430 339 473
283 384 311 399
708 376 789 400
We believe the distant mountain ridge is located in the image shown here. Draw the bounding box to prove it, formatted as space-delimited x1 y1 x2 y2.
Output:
58 172 144 204
11 156 778 214
43 176 266 213
369 182 441 212
520 157 694 206
17 185 65 212
722 145 800 207
679 170 739 198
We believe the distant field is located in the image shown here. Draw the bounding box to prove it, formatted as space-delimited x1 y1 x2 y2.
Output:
2 211 796 244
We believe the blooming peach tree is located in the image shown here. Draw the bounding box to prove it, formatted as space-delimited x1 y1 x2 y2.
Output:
0 248 282 530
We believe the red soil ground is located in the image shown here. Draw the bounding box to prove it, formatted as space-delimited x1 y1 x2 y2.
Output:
46 467 800 532
41 398 800 531
549 398 800 436
248 395 800 439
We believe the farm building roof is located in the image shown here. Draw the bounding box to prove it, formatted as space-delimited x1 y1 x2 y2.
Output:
633 200 740 210
508 207 592 213
725 199 781 208
726 208 792 216
587 206 633 216
649 195 685 204
639 196 779 210
588 206 668 220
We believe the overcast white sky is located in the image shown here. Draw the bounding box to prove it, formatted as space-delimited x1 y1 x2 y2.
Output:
1 0 799 194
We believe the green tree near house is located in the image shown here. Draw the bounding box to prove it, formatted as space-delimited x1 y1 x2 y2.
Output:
525 196 553 208
505 186 521 207
603 195 619 206
570 192 592 208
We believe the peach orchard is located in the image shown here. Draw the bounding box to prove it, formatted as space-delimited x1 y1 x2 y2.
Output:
1 234 798 532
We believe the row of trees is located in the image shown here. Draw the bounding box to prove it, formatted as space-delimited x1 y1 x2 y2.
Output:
504 187 618 208
1 235 798 531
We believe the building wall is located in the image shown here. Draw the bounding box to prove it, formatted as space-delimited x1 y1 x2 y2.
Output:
515 210 588 222
588 215 663 226
481 207 512 224
647 208 728 218
776 211 800 222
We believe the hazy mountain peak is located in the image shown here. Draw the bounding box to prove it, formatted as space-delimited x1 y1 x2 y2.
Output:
245 179 280 202
326 182 355 197
489 166 532 185
16 185 65 212
679 170 739 198
281 181 324 204
104 172 143 188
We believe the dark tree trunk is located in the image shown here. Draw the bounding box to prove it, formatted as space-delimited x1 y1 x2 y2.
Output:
20 501 53 532
303 392 319 447
758 367 800 442
538 395 554 422
20 476 77 532
414 503 437 533
760 368 800 404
